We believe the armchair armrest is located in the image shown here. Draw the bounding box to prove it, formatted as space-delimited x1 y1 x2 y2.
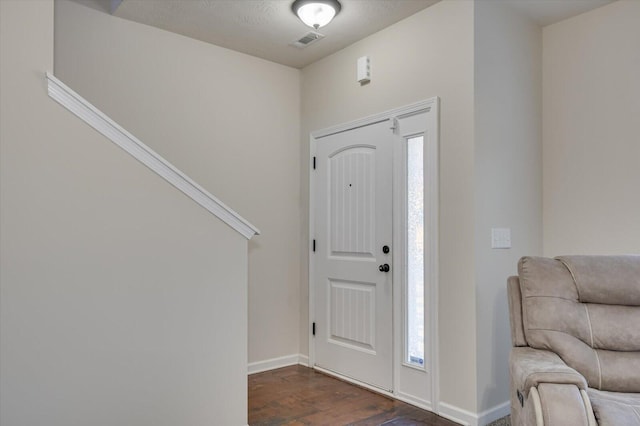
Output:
534 383 595 426
511 348 596 425
511 347 587 399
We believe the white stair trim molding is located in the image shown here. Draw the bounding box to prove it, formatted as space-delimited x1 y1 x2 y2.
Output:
45 72 259 240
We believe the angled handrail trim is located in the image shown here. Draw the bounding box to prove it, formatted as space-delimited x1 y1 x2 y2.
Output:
46 72 259 240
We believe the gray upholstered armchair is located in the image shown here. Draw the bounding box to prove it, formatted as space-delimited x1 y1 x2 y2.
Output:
507 256 640 425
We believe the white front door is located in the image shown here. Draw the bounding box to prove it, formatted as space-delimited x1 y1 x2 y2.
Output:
313 120 393 392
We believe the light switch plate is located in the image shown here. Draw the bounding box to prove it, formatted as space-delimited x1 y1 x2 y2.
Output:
491 228 511 249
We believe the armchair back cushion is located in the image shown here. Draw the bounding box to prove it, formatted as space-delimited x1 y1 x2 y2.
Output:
518 256 640 392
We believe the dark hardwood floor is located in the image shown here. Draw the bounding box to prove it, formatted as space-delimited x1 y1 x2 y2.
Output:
249 365 460 426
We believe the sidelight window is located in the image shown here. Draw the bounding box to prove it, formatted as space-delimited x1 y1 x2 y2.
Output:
406 135 425 368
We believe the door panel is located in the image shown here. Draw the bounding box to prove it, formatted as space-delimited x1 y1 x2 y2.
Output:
329 279 375 352
329 147 375 259
314 120 393 391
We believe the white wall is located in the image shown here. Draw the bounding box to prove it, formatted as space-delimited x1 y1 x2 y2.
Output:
1 1 248 424
543 0 640 256
46 0 637 422
54 0 302 365
301 1 477 413
474 0 542 416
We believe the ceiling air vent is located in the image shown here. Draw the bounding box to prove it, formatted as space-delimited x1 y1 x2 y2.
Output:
291 31 325 49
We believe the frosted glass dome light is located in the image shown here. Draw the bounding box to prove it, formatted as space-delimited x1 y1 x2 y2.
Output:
292 0 342 30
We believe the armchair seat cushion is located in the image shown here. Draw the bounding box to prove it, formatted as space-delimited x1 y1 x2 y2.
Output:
587 388 640 425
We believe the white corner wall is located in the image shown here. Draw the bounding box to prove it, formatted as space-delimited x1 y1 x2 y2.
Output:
301 0 477 414
1 1 248 424
53 0 302 365
543 0 640 256
474 0 542 419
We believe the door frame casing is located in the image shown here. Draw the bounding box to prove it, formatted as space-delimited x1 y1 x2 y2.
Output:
308 97 440 412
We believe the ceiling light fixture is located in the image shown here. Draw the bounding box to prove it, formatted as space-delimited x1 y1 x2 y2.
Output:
291 0 342 30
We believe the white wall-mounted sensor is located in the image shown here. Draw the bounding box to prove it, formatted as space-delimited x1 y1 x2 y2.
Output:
357 56 370 84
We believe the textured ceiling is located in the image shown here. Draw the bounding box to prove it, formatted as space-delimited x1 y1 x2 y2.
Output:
110 0 440 69
72 0 616 69
506 0 614 26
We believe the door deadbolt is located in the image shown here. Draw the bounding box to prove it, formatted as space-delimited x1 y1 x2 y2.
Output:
382 245 390 254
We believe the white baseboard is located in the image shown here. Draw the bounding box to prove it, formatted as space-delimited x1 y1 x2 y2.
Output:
297 354 309 367
477 400 510 425
438 400 510 426
248 353 309 375
438 402 477 426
